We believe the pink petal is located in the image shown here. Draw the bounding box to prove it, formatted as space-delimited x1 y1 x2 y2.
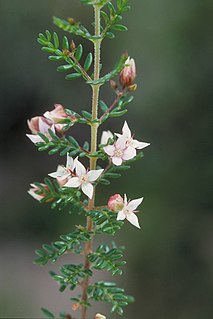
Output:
100 131 113 145
64 177 81 188
39 117 51 134
112 157 123 166
127 198 143 211
26 134 42 144
126 212 141 229
103 145 115 156
122 121 131 138
28 189 42 201
87 169 104 182
82 182 93 199
117 210 126 221
75 159 86 176
122 146 136 160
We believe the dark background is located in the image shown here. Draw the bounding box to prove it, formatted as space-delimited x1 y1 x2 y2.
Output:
0 0 212 318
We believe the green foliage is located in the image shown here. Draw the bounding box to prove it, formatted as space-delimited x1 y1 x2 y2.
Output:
34 227 93 265
100 0 130 39
33 177 85 213
37 31 92 81
87 53 127 85
41 308 55 318
53 17 95 41
88 281 134 315
80 0 110 6
88 243 126 275
87 208 124 235
50 263 93 291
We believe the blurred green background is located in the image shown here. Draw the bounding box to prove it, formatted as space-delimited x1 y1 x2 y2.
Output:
0 0 212 318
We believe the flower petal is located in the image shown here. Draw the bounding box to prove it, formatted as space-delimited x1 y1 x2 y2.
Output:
39 117 51 134
28 189 42 201
26 134 42 144
116 137 126 150
126 212 141 228
66 154 74 170
75 158 86 176
117 210 126 220
87 169 104 182
82 182 93 199
48 166 70 180
132 139 150 150
127 197 143 211
123 146 136 160
100 131 113 145
122 121 131 138
103 145 115 156
112 157 123 166
64 177 81 188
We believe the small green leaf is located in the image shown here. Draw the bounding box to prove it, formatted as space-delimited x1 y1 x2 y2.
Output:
65 73 82 80
109 109 128 117
81 110 92 120
57 65 73 72
48 56 64 61
75 44 83 61
84 52 93 71
100 100 108 112
111 24 128 31
53 32 59 48
41 308 55 318
63 36 69 50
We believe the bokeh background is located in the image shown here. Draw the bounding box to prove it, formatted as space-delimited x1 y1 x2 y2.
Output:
0 0 212 318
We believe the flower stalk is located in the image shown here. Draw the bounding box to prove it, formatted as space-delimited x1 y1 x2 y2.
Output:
81 5 102 319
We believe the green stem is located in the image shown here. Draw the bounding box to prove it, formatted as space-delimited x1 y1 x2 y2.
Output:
81 5 102 319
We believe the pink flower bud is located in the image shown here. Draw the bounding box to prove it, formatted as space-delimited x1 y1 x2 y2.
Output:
28 183 52 202
27 116 52 134
108 194 124 211
95 314 106 319
119 57 136 88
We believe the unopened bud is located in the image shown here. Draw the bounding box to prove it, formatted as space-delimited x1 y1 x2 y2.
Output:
70 40 76 51
67 17 76 25
72 303 80 311
110 80 118 90
95 314 106 319
108 194 124 211
128 83 137 92
119 57 136 88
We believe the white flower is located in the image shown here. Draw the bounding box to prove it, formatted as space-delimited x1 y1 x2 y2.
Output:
64 158 104 199
100 130 113 145
48 154 76 186
117 194 143 229
116 121 150 150
103 137 136 166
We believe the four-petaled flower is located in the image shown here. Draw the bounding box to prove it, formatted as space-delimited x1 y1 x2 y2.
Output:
48 154 76 186
116 121 150 150
116 194 143 229
103 135 136 166
44 104 76 133
64 158 104 199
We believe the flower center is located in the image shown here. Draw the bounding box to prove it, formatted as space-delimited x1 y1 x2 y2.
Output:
114 148 124 158
80 174 88 183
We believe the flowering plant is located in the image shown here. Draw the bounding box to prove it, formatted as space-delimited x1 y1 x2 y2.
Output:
27 1 150 318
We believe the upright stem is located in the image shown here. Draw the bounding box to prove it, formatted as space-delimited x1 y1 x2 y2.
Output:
81 5 102 319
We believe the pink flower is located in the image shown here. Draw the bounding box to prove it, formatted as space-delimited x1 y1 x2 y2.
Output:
95 314 106 319
108 194 124 211
119 57 136 88
103 137 136 166
116 121 150 150
64 158 104 199
28 183 51 202
26 116 55 144
43 104 75 133
117 194 143 229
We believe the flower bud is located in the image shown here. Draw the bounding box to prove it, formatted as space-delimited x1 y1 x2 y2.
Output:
108 194 124 211
27 116 52 134
119 57 136 88
28 183 52 202
95 314 106 319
